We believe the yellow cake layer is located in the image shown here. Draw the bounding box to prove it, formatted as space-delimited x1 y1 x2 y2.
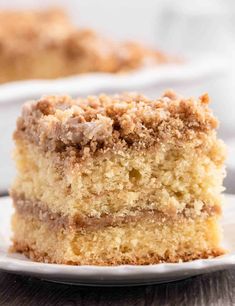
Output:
11 212 224 265
12 134 225 219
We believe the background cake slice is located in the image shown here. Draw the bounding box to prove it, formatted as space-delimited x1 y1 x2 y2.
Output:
0 8 172 83
11 91 226 265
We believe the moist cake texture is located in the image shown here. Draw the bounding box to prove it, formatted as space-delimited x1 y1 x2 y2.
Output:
11 91 226 265
0 8 172 83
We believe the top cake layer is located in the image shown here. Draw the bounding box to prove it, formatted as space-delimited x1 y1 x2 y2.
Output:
15 91 218 155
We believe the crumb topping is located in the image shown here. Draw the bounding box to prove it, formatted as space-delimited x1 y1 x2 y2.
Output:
15 91 218 155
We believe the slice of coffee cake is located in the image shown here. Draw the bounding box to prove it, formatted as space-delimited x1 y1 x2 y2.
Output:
0 8 172 83
11 91 226 265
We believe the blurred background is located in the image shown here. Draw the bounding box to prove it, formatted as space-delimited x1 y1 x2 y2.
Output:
0 0 234 193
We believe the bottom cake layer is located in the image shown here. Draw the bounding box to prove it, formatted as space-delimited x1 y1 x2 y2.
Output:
11 213 225 265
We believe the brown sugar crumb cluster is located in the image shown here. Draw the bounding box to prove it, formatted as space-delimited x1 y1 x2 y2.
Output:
15 91 218 154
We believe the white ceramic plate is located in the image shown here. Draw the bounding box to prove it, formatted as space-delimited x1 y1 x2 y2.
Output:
0 195 234 286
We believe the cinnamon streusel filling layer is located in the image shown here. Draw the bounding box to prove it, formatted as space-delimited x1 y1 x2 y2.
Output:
12 193 221 231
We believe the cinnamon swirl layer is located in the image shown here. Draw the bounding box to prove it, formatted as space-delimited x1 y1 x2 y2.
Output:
12 193 222 231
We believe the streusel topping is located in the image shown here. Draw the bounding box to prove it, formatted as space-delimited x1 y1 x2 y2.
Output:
15 91 218 154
